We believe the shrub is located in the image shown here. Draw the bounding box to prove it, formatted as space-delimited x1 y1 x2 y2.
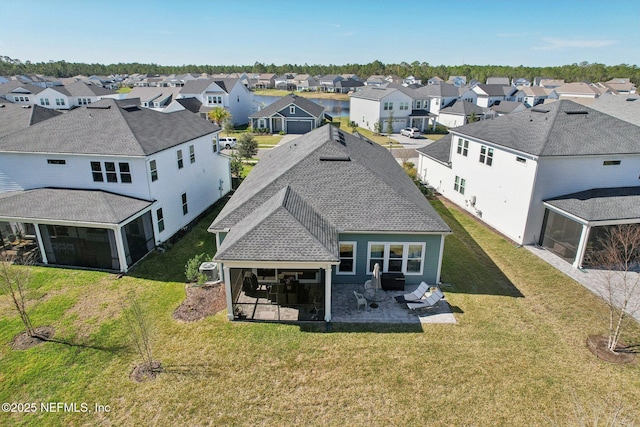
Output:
184 253 211 284
279 130 286 135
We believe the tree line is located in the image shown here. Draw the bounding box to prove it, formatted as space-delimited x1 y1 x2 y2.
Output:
1 56 639 85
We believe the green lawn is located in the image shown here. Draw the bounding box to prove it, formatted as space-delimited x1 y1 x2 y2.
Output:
253 88 349 102
1 198 640 426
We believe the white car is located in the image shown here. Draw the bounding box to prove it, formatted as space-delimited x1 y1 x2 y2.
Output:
218 137 237 149
400 127 421 138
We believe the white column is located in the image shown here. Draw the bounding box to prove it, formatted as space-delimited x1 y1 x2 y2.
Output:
435 234 446 284
33 223 48 264
114 227 128 272
573 225 591 268
324 265 332 322
224 265 234 320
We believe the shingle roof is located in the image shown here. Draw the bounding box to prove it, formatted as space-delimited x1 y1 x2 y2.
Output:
179 78 238 95
0 188 152 224
0 80 45 96
0 103 61 138
175 97 203 113
589 94 640 126
544 187 640 222
214 186 339 262
490 101 526 114
453 100 640 157
440 100 489 116
0 98 219 156
414 83 459 98
210 125 451 239
416 134 452 164
474 84 514 97
349 86 399 101
62 81 115 97
125 86 182 103
249 94 324 119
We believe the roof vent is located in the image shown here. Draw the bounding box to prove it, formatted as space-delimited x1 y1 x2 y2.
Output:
531 108 549 113
121 104 140 111
87 105 111 109
564 111 588 115
320 156 351 162
626 97 638 102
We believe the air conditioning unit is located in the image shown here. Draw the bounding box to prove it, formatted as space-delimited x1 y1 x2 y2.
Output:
199 262 221 282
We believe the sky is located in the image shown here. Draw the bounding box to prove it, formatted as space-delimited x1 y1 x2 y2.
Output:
1 0 638 67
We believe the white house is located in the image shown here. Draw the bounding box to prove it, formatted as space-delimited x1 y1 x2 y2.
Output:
349 86 415 133
417 100 640 269
35 81 118 110
178 78 254 125
0 98 231 272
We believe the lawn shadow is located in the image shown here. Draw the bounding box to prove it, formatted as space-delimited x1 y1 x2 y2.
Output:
432 198 524 298
301 322 425 333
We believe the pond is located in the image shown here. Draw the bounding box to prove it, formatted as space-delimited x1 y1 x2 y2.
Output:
253 94 350 117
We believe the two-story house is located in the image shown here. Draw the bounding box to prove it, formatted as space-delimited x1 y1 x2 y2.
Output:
249 94 324 134
417 100 640 269
0 98 231 272
178 78 254 125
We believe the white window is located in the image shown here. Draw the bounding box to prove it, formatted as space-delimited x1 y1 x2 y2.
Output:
383 102 393 111
119 162 132 183
457 138 468 156
337 241 357 275
150 160 158 181
189 145 195 163
40 98 49 106
156 208 165 233
399 102 409 111
366 242 426 275
207 95 222 105
479 145 494 166
454 176 466 194
416 100 421 109
177 149 183 169
290 106 295 114
55 98 65 106
181 193 188 215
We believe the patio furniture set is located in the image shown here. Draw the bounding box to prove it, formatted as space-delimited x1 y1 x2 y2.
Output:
354 280 445 311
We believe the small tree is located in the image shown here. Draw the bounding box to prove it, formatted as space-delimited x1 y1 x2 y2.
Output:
185 253 211 284
373 120 382 135
237 133 258 161
123 294 161 380
0 255 36 338
386 112 394 135
593 224 640 353
208 107 231 127
223 118 234 136
348 121 359 133
468 112 479 123
230 154 243 179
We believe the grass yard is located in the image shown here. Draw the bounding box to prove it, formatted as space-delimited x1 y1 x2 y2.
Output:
1 198 640 426
253 89 349 102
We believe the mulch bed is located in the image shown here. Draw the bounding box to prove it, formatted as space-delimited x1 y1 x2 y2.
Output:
586 335 636 364
130 360 163 382
173 282 227 322
11 326 55 350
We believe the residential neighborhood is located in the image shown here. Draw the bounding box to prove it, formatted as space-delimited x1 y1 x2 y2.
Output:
1 1 640 422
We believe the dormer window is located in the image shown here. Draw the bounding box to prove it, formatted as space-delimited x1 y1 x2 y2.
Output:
290 106 295 114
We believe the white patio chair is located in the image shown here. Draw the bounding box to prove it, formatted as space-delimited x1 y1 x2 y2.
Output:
353 291 367 310
406 288 445 310
398 281 430 302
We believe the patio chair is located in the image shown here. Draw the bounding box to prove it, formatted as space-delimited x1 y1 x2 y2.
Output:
406 288 445 310
395 281 430 303
364 280 373 290
353 291 367 310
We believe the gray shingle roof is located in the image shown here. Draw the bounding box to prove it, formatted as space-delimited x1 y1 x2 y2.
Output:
179 78 238 95
589 93 640 126
440 100 489 116
215 186 339 262
211 125 451 237
249 94 325 119
453 100 640 157
0 81 45 96
0 98 219 156
544 187 640 222
62 81 115 97
0 103 61 138
416 134 452 164
0 188 152 224
349 86 398 101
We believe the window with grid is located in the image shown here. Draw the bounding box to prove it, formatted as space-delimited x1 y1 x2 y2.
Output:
119 162 132 183
479 145 494 166
177 150 183 169
150 160 158 182
457 138 468 156
156 208 165 233
181 193 188 215
337 242 357 274
91 162 103 182
367 242 426 275
189 145 195 163
454 176 466 194
105 162 118 182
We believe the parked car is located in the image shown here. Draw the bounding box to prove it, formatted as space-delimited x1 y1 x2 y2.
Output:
400 127 421 138
219 137 237 149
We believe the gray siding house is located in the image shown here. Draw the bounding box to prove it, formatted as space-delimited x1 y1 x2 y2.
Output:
208 125 451 322
249 94 324 134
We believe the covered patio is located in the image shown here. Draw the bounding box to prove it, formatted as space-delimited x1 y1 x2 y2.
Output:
540 186 640 268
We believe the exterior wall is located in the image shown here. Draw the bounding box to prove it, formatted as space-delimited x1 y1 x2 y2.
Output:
444 133 539 244
349 97 383 131
333 232 445 286
226 82 254 125
36 87 71 109
147 133 231 241
350 91 413 132
417 154 453 194
524 154 640 244
438 113 466 128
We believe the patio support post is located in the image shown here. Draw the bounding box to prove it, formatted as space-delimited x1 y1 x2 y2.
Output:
223 265 234 320
324 265 332 322
573 224 591 268
114 226 128 272
33 223 48 264
436 234 445 284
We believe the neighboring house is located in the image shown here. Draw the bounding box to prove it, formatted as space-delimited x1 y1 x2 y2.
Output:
334 78 364 93
249 94 324 134
466 84 517 107
427 76 444 85
403 75 422 86
365 75 386 86
28 81 118 110
124 86 183 111
318 75 344 92
293 74 319 92
256 73 277 89
0 81 45 105
486 77 510 85
555 82 601 99
437 100 494 128
511 78 531 87
602 78 636 94
536 78 564 88
414 82 460 116
490 100 528 116
513 86 557 107
208 125 451 322
349 86 416 133
0 101 62 138
417 100 640 269
274 74 296 91
163 97 203 114
589 93 640 126
446 76 467 87
0 98 231 272
178 78 254 125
